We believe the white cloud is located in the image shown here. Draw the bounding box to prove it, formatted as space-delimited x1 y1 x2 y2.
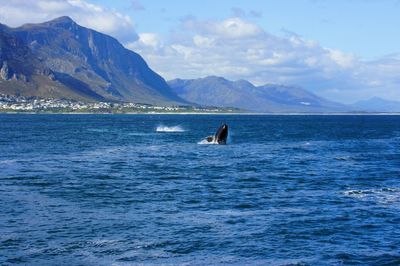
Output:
0 0 138 43
328 49 356 69
193 35 214 47
214 17 262 39
138 33 161 49
182 17 263 39
130 17 400 102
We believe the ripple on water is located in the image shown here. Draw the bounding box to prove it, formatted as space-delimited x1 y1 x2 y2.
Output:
1 114 400 265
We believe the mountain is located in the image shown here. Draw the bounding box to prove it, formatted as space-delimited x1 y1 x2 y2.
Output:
0 16 185 105
168 76 347 112
351 97 400 112
0 22 103 101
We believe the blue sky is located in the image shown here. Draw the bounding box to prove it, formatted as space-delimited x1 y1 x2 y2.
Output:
1 0 400 103
95 0 400 60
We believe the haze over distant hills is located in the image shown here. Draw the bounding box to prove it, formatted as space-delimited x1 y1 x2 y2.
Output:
168 76 347 112
0 16 185 105
351 97 400 112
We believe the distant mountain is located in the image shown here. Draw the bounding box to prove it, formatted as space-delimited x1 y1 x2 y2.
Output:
0 16 185 105
351 97 400 112
168 76 347 112
0 23 101 101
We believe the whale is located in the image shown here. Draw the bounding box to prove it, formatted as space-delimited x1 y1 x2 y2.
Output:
206 124 228 144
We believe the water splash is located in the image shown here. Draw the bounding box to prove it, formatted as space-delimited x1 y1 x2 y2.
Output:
198 138 218 145
156 125 185 132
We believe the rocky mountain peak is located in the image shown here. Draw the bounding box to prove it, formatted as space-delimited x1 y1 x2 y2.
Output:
43 16 76 28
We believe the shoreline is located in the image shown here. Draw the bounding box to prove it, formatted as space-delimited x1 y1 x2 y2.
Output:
1 111 400 115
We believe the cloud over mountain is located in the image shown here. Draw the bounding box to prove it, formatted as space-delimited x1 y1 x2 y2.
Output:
129 16 400 103
0 0 138 43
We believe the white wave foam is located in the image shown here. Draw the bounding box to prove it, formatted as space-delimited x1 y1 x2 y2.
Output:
87 128 109 132
89 239 121 247
343 188 400 205
127 132 154 136
335 156 351 161
156 125 185 132
198 135 231 145
198 139 218 145
0 159 17 165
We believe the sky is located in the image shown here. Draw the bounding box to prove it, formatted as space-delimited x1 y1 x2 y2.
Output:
1 0 400 103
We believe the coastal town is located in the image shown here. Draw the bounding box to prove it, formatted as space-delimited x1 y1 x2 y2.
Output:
0 94 237 113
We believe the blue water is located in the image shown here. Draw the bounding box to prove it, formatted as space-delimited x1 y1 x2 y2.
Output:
1 114 400 265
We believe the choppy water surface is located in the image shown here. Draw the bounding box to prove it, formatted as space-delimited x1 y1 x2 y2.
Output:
1 114 400 265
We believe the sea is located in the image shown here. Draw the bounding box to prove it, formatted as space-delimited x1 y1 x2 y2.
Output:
1 114 399 265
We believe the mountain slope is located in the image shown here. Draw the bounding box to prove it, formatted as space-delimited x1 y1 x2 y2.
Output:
168 76 347 112
1 16 185 105
0 23 106 101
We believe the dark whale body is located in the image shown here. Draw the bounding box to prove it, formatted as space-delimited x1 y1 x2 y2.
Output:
215 124 228 144
206 124 228 144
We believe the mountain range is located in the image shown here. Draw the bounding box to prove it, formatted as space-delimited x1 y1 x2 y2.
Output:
1 17 398 112
0 16 185 105
168 76 347 112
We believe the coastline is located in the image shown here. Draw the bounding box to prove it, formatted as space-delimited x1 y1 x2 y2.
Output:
1 111 400 115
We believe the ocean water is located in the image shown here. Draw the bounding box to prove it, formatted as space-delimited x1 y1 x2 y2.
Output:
0 114 399 265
